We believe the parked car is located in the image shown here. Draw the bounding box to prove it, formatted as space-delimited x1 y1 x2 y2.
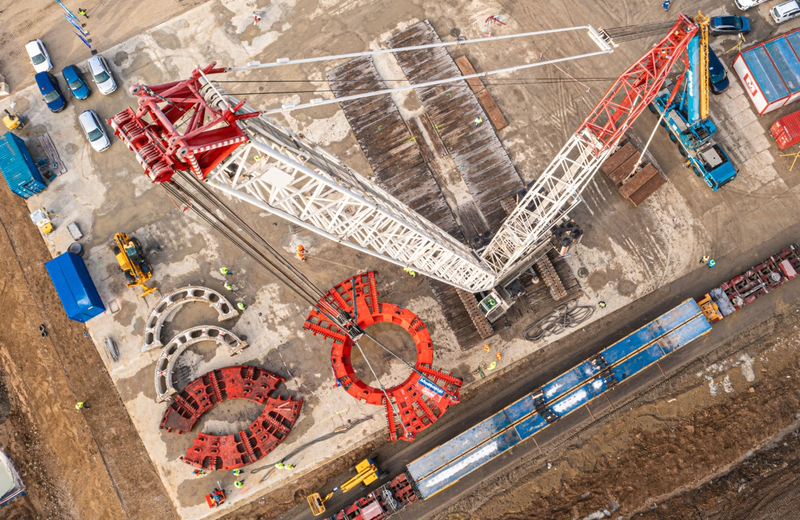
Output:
772 0 800 23
735 0 769 10
708 47 730 95
78 110 111 152
62 65 91 100
709 16 751 35
25 40 52 73
35 72 66 113
87 55 117 95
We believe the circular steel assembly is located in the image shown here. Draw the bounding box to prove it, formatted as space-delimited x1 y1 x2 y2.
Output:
304 272 462 441
159 365 302 470
154 325 248 402
142 286 238 352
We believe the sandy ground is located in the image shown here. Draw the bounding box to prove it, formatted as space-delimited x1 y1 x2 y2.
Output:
0 164 175 518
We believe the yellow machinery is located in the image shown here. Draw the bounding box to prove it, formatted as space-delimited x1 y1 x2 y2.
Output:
695 12 711 120
307 459 380 516
697 293 723 323
29 209 53 234
3 109 23 131
113 233 157 297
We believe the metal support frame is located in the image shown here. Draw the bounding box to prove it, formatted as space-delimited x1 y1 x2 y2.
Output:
201 85 497 292
480 14 698 280
111 17 698 294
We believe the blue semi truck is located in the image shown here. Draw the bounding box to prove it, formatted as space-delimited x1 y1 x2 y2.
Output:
649 35 737 191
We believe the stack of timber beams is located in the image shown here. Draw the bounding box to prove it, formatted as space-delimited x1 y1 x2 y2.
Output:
327 57 490 347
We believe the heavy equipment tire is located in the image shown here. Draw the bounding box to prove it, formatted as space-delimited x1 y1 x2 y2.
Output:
124 271 135 284
133 237 143 251
668 131 677 143
659 119 667 128
678 146 687 157
113 245 121 255
648 103 657 114
693 166 701 177
142 262 152 275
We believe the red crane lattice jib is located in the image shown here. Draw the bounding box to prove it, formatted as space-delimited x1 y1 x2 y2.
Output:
160 365 285 433
180 396 303 471
580 14 698 150
109 63 254 183
304 272 461 441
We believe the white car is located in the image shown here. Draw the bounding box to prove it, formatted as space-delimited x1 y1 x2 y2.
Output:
772 0 800 23
78 110 111 152
25 40 52 73
87 55 117 95
735 0 768 10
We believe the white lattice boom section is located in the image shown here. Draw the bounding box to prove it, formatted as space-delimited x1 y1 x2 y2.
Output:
109 16 698 295
201 85 496 292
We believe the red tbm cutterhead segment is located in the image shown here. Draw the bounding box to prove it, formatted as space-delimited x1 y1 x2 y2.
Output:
304 272 462 441
159 365 302 471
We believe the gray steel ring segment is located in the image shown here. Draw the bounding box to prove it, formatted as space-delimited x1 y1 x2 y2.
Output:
142 286 238 352
154 326 248 402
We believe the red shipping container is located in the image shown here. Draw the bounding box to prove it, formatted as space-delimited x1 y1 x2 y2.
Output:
770 110 800 150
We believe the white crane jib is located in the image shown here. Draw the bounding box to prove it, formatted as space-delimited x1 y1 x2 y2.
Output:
198 25 615 293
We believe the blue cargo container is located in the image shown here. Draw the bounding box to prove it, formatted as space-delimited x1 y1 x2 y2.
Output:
0 133 47 199
45 252 105 322
408 299 712 499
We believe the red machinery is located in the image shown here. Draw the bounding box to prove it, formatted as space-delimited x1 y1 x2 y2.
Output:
699 244 800 322
205 486 226 508
109 63 256 183
160 365 302 470
304 272 462 441
324 472 418 520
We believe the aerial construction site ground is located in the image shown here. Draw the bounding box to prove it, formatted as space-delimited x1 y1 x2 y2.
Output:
2 0 800 519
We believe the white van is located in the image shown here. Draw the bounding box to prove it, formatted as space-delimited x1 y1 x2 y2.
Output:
772 0 800 23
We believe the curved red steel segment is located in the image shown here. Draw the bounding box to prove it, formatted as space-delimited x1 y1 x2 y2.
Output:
304 272 462 441
159 365 302 470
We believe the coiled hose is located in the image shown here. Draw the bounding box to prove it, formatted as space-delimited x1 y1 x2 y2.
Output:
524 299 595 342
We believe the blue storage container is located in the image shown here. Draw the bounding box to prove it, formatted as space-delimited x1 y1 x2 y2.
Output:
0 133 47 199
45 252 105 323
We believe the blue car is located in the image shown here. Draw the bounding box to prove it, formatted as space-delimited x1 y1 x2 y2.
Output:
62 65 90 100
35 72 66 113
708 47 730 94
709 16 750 35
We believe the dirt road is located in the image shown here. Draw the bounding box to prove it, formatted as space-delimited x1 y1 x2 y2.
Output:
0 179 176 519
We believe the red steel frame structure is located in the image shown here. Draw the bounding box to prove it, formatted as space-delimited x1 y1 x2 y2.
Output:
304 272 462 441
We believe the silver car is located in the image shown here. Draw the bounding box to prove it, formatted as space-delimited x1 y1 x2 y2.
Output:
87 55 117 95
78 110 111 152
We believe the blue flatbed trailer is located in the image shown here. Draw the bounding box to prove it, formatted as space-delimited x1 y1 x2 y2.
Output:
407 299 711 499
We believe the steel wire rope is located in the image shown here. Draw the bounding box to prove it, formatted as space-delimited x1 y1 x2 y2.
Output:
523 299 595 342
349 279 412 439
162 181 322 306
168 173 359 329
